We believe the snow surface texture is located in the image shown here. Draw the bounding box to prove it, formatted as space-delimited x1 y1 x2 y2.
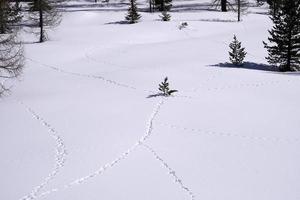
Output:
1 0 300 200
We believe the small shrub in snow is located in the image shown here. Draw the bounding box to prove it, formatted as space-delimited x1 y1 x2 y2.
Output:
229 35 247 66
179 22 188 30
159 77 178 96
160 11 171 21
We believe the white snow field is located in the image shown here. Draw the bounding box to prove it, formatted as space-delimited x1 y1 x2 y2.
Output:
1 0 300 200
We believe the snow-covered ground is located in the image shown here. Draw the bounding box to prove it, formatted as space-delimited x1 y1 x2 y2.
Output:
1 1 300 200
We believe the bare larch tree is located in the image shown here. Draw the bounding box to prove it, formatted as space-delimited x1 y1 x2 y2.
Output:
29 0 62 42
0 33 24 96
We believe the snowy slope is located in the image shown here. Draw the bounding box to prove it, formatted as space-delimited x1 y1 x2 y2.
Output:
1 1 300 200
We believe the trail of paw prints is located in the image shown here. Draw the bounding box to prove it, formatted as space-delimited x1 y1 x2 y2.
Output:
203 79 293 92
38 99 165 198
25 57 146 92
142 144 196 200
157 122 299 144
84 46 138 74
17 101 67 200
173 79 295 100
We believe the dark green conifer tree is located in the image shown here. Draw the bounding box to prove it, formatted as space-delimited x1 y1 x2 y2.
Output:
229 35 247 66
125 0 141 24
264 0 300 71
154 0 172 12
0 0 22 34
159 77 178 96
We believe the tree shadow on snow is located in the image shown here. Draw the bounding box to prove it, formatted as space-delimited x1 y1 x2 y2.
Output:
197 18 237 23
105 21 130 25
211 62 279 72
147 93 166 98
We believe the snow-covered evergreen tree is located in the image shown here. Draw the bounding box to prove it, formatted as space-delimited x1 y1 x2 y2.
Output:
264 0 300 71
229 35 247 65
125 0 141 24
0 0 22 34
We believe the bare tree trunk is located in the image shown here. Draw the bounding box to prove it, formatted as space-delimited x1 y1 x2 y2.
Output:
221 0 227 12
0 1 4 34
238 0 240 21
162 0 165 11
149 0 152 12
39 0 44 43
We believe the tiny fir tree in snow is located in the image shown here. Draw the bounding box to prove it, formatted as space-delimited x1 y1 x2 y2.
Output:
263 0 300 71
159 77 178 96
229 35 247 65
160 11 171 21
125 0 141 24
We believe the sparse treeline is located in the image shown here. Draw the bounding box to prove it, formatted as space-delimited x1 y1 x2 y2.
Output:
0 0 299 97
225 0 299 71
125 0 172 23
0 0 63 96
212 0 249 21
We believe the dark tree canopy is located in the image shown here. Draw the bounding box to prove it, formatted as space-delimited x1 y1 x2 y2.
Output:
154 0 172 12
0 0 22 34
264 0 300 71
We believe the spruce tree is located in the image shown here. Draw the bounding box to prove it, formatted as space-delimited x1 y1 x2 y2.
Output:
158 77 178 96
0 0 22 34
267 0 284 15
29 0 62 43
263 0 300 71
125 0 141 24
229 35 247 66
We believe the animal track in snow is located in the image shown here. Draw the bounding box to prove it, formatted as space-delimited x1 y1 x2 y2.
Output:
157 122 299 144
84 46 138 73
25 57 143 92
17 101 67 200
142 144 195 200
37 99 165 198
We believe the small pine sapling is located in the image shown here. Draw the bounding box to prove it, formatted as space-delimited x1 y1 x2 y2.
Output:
160 11 171 21
229 35 247 66
159 77 178 96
